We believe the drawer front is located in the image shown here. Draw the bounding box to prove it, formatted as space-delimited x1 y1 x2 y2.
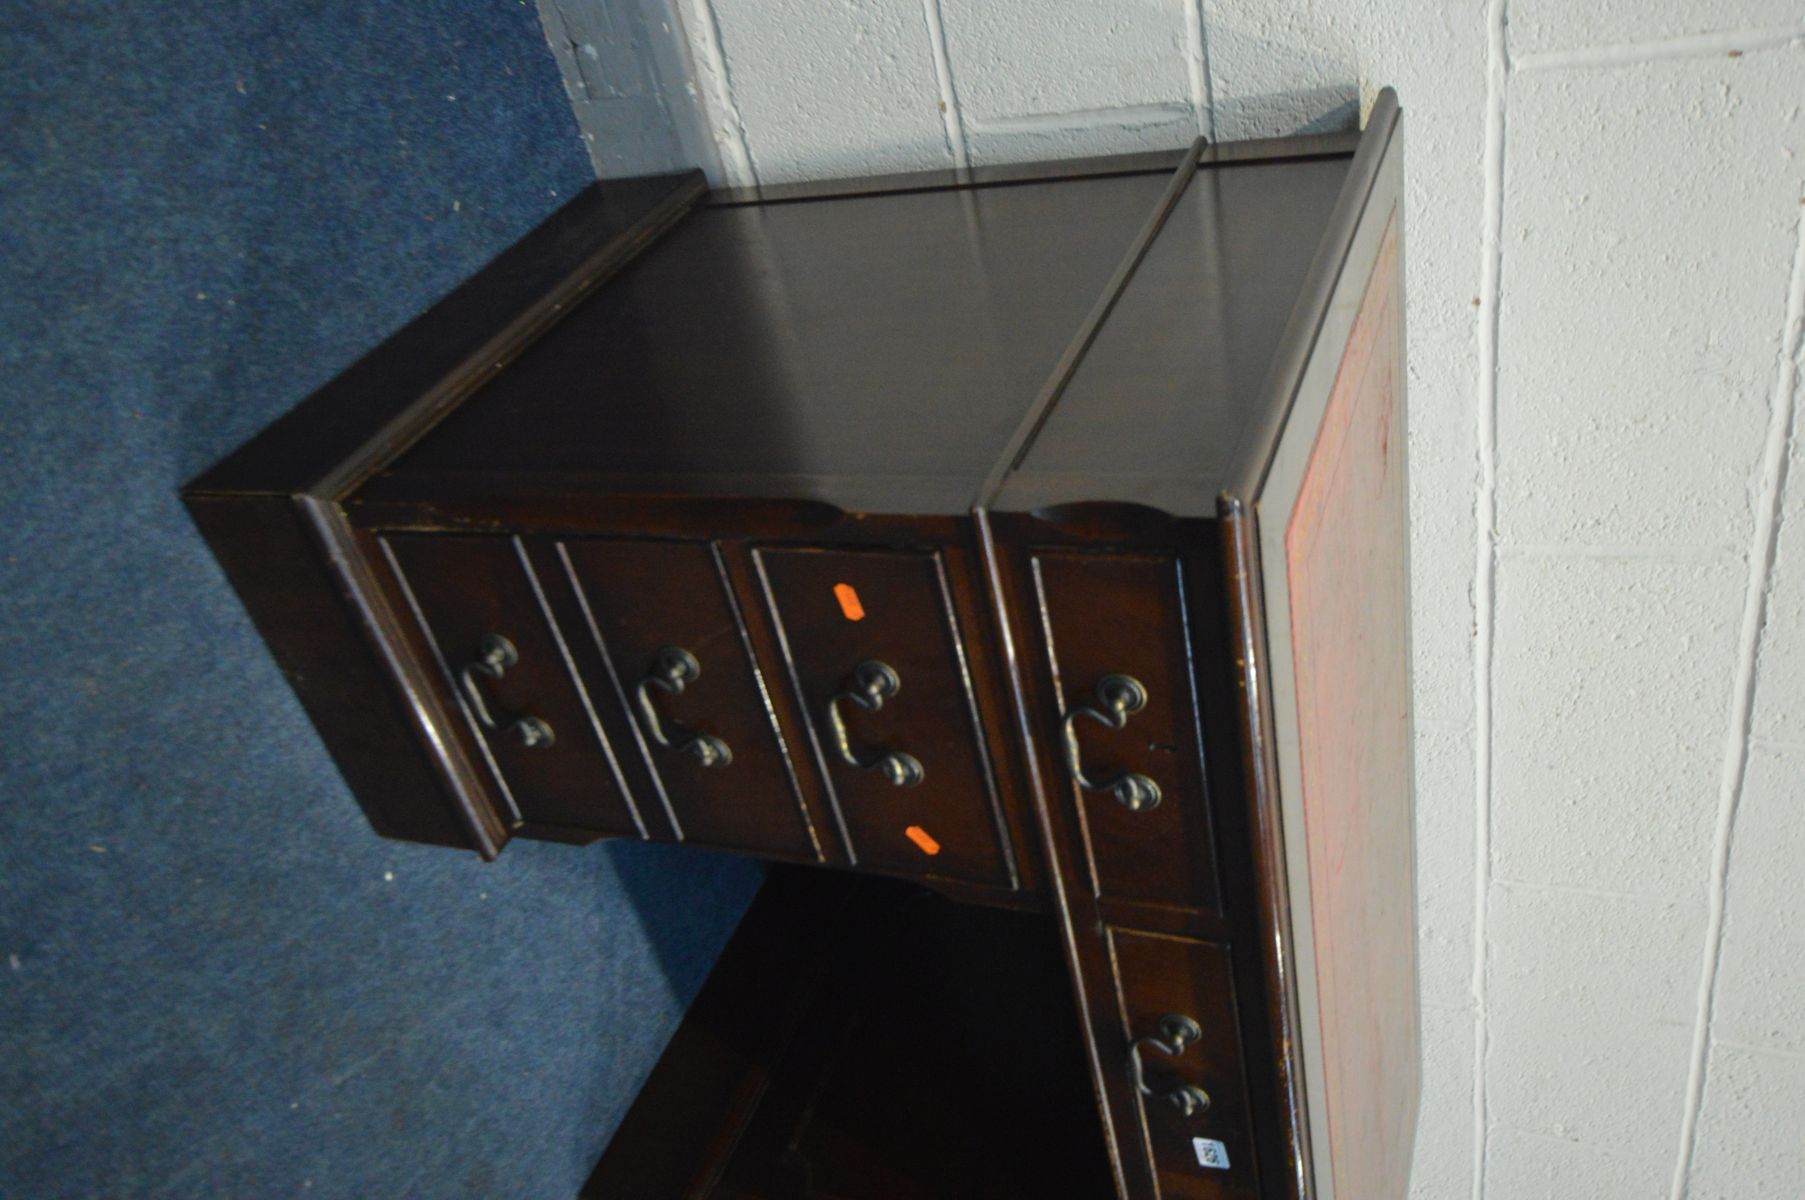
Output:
383 534 642 835
755 547 1011 884
1031 552 1220 913
559 538 820 859
1110 929 1260 1199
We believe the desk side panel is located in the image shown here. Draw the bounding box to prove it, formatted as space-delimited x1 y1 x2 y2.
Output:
183 493 485 851
1279 216 1417 1199
1230 99 1418 1200
375 171 1175 517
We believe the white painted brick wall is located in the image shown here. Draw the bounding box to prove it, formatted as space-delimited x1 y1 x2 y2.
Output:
1486 880 1703 1163
594 3 1805 1194
1200 0 1359 140
1496 59 1803 549
938 0 1196 119
1492 555 1744 895
1689 1041 1805 1197
1506 1 1805 57
683 0 955 181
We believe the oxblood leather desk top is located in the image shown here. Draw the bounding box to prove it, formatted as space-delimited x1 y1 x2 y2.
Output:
186 90 1417 1200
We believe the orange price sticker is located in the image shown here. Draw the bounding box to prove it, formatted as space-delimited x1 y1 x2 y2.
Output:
833 582 866 622
904 825 941 856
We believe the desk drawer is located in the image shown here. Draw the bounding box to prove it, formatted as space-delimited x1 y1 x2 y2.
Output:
1110 929 1260 1199
559 538 821 859
755 547 1011 885
1031 551 1220 914
383 534 641 835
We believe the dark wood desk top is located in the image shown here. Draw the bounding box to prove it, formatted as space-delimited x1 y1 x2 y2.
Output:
381 170 1173 515
363 136 1355 520
995 154 1350 518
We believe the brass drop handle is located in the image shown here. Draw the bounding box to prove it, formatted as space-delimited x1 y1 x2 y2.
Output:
459 634 555 749
1061 673 1161 811
635 646 732 769
825 659 924 788
1130 1013 1212 1119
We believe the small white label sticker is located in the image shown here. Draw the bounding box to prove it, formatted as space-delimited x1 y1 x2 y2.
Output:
1193 1137 1231 1170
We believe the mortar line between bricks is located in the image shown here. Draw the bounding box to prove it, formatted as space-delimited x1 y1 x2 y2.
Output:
963 103 1195 136
1488 1124 1658 1161
1496 541 1736 560
1670 179 1805 1200
1748 734 1805 751
920 0 970 171
1473 4 1510 1198
1181 0 1214 141
1710 1038 1805 1063
1514 25 1805 73
1490 876 1685 904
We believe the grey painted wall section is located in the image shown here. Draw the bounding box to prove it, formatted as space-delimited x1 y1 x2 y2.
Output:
535 0 722 178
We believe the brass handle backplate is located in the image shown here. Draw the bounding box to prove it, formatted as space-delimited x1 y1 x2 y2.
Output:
1130 1013 1211 1119
1061 672 1161 811
458 633 555 749
635 646 732 769
825 659 924 788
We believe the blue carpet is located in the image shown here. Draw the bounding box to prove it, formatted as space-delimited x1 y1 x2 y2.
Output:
0 2 762 1196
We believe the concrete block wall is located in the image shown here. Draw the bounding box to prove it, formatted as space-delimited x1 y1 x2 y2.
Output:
545 2 1805 1194
535 0 723 177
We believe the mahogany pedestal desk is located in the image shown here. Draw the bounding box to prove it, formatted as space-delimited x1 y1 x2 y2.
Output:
186 91 1418 1200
